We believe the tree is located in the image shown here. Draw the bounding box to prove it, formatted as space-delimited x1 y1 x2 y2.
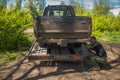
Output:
0 0 9 9
25 0 43 17
0 8 32 51
15 0 22 10
60 1 66 5
93 0 110 15
71 0 85 15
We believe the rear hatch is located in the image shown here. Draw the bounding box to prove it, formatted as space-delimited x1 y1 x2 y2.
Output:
34 16 92 44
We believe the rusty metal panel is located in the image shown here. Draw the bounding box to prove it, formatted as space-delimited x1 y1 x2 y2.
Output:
34 16 92 44
38 32 89 39
36 16 91 31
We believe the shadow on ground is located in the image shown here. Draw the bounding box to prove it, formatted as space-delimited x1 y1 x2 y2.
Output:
0 43 119 80
1 57 119 80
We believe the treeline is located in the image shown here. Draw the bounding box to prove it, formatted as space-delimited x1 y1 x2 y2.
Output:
0 0 120 51
71 0 120 31
71 0 120 41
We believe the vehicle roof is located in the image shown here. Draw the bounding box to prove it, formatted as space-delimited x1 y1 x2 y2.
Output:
46 5 72 7
43 5 75 16
45 5 73 10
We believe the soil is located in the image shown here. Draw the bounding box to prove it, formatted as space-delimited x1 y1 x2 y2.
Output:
0 43 120 80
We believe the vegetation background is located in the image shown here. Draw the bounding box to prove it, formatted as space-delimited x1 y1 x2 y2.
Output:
0 0 120 66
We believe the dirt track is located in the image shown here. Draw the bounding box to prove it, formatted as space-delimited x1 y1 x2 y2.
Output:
0 43 120 80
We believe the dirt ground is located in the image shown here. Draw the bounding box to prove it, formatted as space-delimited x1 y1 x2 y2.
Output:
0 43 120 80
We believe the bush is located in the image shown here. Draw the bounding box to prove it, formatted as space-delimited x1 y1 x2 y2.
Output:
92 31 120 42
92 14 120 32
0 9 32 51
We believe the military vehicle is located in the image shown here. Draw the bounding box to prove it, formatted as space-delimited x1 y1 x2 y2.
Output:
28 5 92 61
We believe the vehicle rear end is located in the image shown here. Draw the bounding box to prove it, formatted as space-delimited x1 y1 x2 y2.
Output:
28 5 93 61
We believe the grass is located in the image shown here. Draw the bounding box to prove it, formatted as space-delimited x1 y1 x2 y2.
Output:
92 31 120 43
0 51 26 69
0 33 34 69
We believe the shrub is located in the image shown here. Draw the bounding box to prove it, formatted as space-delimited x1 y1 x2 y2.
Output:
0 9 32 51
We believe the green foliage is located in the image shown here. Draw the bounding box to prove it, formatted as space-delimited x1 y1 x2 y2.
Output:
0 9 32 51
5 53 17 61
0 51 26 68
92 14 120 42
71 0 120 42
15 0 22 10
24 0 43 17
17 34 33 51
0 0 9 9
71 1 87 16
92 31 120 42
92 30 103 38
104 31 120 42
93 0 110 15
92 14 120 32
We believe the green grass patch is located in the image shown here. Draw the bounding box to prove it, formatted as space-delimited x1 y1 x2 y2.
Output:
92 31 120 42
0 33 34 69
0 51 26 69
